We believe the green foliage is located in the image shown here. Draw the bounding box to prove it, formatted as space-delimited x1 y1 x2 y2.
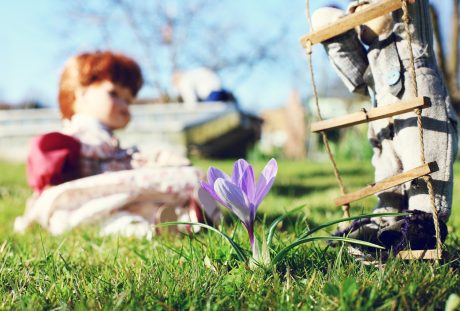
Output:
321 125 373 162
161 210 404 267
247 142 284 162
0 160 459 309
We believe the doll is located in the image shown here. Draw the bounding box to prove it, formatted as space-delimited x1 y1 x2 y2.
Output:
15 51 220 237
312 0 458 253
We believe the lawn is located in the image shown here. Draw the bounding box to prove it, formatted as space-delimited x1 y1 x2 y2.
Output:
0 159 459 310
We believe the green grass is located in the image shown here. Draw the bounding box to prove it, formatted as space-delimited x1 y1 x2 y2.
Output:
0 159 459 310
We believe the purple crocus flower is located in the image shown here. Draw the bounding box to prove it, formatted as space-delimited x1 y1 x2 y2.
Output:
200 158 278 260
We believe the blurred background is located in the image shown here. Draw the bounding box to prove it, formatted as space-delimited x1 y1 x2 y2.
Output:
0 0 458 162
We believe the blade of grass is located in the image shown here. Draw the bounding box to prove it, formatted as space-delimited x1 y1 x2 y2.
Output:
296 212 409 240
157 221 247 262
267 204 306 248
271 236 384 265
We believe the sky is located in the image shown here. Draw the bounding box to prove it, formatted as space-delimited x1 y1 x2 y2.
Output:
0 0 452 113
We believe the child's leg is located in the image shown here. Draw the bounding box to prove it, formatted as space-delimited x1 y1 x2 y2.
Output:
391 0 458 222
313 7 404 241
362 0 458 251
393 68 458 222
341 122 404 247
368 119 406 227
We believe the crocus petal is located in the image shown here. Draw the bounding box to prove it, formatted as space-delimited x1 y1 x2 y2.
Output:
249 202 256 225
241 165 256 204
254 159 278 208
231 159 250 186
200 180 225 206
261 158 278 181
208 167 230 186
214 178 251 226
254 175 275 208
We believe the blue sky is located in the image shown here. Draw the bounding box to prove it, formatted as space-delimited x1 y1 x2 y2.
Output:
0 0 452 113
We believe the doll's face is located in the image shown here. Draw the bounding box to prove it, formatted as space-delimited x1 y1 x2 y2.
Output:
74 80 134 130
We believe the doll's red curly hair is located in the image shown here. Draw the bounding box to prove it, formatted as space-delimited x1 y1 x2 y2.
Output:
58 51 143 119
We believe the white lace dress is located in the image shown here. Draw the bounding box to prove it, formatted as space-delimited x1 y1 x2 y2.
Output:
14 115 220 238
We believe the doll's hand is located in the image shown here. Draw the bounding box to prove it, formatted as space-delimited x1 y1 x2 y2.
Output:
131 149 191 168
131 152 149 168
347 0 370 14
311 7 345 30
152 150 191 167
348 0 394 45
348 0 415 13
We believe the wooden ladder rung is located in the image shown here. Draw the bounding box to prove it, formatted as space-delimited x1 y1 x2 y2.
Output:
334 162 438 207
311 97 429 133
397 249 441 260
300 0 407 47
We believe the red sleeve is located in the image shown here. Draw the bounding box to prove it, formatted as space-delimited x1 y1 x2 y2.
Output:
27 132 81 193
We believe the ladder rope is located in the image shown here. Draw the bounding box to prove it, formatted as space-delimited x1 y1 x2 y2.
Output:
401 0 442 258
305 0 350 218
305 0 313 31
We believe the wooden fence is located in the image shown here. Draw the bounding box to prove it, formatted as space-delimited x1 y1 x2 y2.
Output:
0 103 243 162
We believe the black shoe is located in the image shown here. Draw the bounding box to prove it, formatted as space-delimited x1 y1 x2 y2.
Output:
332 219 387 261
377 210 448 253
347 222 381 246
346 245 388 266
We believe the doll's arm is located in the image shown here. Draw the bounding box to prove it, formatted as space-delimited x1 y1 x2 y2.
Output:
27 132 81 193
131 149 191 168
323 31 371 95
312 7 371 95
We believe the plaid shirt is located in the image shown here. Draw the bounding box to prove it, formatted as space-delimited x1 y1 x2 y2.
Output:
62 114 136 178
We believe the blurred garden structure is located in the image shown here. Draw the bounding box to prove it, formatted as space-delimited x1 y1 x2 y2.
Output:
0 95 382 163
259 92 372 161
0 102 261 162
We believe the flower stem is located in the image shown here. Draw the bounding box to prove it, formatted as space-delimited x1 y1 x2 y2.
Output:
246 225 261 261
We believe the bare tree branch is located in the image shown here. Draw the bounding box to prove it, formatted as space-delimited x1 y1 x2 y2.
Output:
430 4 446 81
431 1 460 114
448 0 459 80
447 0 460 104
114 0 166 96
58 0 288 101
